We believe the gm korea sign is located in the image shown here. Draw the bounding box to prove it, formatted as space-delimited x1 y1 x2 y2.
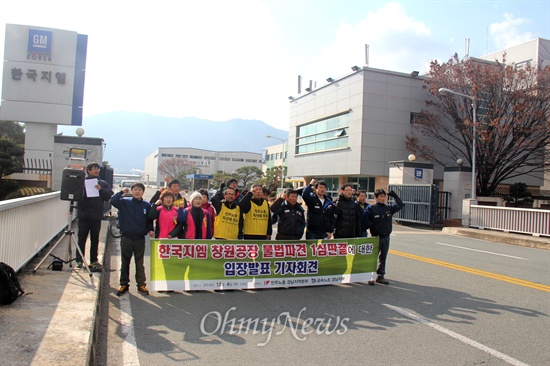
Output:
1 24 87 126
28 29 52 54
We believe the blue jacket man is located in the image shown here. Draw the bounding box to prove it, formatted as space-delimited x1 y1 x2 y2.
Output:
365 189 404 285
302 179 334 239
110 183 154 296
355 190 369 237
271 189 306 240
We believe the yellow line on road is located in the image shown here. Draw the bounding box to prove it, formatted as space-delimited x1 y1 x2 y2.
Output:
390 250 550 292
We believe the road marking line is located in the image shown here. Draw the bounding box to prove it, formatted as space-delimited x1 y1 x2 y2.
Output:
391 250 550 292
435 242 527 260
383 304 530 366
120 295 140 366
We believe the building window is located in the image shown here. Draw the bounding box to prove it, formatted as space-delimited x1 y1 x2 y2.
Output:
175 154 182 158
161 153 174 157
190 155 202 159
245 159 258 163
205 156 216 160
232 158 244 162
296 112 349 154
219 157 230 161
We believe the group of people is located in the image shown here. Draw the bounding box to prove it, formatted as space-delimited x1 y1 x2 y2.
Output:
298 179 405 285
76 162 404 297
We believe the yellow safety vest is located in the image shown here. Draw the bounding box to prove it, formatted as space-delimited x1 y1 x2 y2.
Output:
243 200 269 236
214 204 241 240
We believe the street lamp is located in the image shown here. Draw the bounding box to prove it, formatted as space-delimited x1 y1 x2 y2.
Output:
265 135 286 190
438 87 477 199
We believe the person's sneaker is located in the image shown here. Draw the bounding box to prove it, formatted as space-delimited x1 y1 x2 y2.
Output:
89 262 103 272
117 285 129 296
137 285 149 295
376 277 390 285
367 280 375 286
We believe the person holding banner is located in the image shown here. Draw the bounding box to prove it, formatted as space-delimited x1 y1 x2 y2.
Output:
239 184 272 240
332 183 362 239
270 189 306 240
148 191 180 239
110 183 154 296
170 192 213 239
365 189 404 285
302 179 334 240
211 186 243 240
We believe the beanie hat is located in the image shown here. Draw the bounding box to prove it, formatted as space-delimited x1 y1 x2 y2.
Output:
189 191 202 203
226 178 238 186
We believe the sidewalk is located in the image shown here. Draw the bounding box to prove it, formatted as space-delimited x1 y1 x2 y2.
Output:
1 222 547 366
442 227 550 250
0 220 109 366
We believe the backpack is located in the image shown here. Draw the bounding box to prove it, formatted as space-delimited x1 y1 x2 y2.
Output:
0 262 24 305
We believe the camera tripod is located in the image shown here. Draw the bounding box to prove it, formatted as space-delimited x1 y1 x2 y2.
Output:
33 201 92 278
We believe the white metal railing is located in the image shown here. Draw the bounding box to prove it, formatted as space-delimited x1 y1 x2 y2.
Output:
470 205 550 237
0 192 71 271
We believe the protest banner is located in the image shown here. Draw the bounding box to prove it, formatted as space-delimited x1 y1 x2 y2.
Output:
150 237 379 291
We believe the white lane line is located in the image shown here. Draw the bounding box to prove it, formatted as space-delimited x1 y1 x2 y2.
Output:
435 242 527 260
383 304 530 366
120 295 140 366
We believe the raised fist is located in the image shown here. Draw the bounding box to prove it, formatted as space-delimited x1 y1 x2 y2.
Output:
388 190 398 198
220 182 226 190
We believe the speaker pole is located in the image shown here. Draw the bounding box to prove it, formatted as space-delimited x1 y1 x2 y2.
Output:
33 200 93 278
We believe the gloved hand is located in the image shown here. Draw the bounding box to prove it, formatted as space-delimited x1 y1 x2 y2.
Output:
219 182 226 190
388 190 398 198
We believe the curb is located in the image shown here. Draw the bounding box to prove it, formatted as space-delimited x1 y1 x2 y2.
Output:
442 227 550 250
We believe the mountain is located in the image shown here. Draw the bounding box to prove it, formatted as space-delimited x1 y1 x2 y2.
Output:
58 112 288 173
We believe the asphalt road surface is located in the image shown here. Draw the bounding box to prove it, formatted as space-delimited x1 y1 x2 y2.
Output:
97 191 550 365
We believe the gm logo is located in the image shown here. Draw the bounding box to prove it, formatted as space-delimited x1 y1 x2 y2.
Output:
28 29 52 54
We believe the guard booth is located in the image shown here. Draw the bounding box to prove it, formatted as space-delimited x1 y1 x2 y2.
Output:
388 160 450 227
186 174 213 192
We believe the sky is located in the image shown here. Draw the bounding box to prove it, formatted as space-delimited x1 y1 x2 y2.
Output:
1 0 549 131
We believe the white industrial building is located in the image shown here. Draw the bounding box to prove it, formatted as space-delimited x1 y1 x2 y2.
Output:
143 147 262 187
286 38 550 198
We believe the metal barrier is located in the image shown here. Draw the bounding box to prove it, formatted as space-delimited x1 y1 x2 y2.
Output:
389 184 446 226
470 205 550 237
0 192 70 271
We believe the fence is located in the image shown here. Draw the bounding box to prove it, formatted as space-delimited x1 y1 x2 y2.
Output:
388 184 450 227
470 205 550 237
0 192 71 271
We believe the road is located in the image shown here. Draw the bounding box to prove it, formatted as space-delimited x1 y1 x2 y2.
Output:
96 193 550 365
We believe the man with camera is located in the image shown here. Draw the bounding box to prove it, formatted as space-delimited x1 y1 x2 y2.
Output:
365 189 404 285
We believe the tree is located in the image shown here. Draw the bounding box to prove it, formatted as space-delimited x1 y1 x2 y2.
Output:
158 158 199 181
257 167 280 192
0 121 25 200
0 120 24 144
257 165 288 192
504 182 533 207
406 55 550 196
211 170 234 189
234 166 263 188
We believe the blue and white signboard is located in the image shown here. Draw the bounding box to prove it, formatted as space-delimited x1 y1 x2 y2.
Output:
27 29 52 54
0 24 87 126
